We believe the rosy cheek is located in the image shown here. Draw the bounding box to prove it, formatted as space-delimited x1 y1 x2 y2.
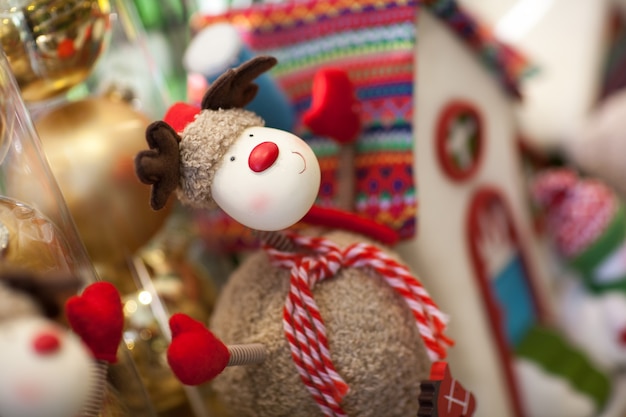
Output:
249 193 271 213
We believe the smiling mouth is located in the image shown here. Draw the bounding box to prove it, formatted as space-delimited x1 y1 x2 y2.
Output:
292 151 306 174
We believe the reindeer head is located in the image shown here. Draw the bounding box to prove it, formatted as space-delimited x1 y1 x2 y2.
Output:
135 56 321 231
0 270 95 417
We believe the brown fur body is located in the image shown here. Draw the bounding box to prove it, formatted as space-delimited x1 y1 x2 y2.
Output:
210 230 430 417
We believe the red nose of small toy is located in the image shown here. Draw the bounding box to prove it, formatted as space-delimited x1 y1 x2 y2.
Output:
33 331 61 355
248 141 279 172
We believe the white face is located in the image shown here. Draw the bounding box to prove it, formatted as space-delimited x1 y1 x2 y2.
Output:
0 317 94 417
212 126 321 231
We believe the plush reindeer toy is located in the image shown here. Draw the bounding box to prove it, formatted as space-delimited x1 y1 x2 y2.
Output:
136 56 472 417
0 269 124 417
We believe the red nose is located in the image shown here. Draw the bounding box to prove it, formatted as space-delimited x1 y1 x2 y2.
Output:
248 141 279 172
33 331 61 355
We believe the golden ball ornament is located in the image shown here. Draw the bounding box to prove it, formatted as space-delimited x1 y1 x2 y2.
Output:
122 247 221 414
0 196 77 275
0 0 111 102
34 96 172 276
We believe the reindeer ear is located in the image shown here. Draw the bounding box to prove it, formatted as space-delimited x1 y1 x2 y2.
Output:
201 55 278 111
135 121 182 210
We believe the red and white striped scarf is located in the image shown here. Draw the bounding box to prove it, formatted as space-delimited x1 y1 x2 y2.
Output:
266 232 453 417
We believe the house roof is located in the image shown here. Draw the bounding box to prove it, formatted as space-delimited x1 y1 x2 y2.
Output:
424 0 537 99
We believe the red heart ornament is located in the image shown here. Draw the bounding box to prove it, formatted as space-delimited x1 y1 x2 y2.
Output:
65 282 124 363
167 313 230 385
303 68 361 144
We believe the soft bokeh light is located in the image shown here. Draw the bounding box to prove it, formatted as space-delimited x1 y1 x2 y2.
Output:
138 290 153 305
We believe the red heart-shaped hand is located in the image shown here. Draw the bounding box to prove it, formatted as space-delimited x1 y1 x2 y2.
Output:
65 282 124 363
303 68 361 144
167 313 230 385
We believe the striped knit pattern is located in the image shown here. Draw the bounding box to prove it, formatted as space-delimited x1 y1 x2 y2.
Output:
266 232 452 416
424 0 536 98
532 169 618 258
193 0 419 239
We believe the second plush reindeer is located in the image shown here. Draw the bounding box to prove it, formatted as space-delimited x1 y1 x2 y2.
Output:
0 269 124 417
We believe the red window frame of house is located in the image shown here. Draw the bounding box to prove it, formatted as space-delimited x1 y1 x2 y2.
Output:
435 100 485 182
466 186 546 417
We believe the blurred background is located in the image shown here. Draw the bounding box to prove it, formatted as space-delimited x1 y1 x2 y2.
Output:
1 0 626 416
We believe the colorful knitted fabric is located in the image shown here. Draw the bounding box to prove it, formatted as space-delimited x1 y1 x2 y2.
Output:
531 168 626 294
423 0 536 99
193 0 419 240
532 169 619 258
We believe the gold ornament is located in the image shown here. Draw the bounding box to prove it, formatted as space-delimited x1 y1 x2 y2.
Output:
0 196 77 274
122 246 219 414
0 0 111 102
34 96 172 288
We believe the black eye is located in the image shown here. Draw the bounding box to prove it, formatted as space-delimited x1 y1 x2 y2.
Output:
230 156 236 161
249 133 254 137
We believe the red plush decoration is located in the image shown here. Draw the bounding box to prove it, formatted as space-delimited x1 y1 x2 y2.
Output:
167 313 230 385
303 68 361 144
163 102 201 134
65 281 124 363
302 205 400 246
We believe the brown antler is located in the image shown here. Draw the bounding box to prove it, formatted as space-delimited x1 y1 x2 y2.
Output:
134 121 182 210
201 55 278 111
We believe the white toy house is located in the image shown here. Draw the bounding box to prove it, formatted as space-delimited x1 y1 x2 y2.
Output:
399 4 614 417
188 1 626 416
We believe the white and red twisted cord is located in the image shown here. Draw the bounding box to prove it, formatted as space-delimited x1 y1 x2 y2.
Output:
266 233 453 417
